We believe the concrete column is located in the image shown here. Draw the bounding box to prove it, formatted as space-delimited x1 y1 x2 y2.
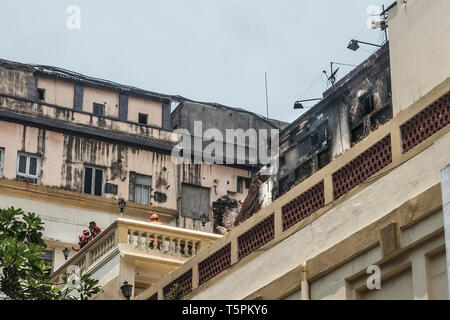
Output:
440 165 450 299
411 251 430 300
300 263 310 300
117 256 135 300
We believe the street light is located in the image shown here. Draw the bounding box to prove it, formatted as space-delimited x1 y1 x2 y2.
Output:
347 39 382 52
294 98 322 109
118 198 126 217
62 248 70 260
120 281 133 300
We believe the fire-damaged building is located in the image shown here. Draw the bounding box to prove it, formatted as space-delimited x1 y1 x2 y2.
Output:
274 43 392 198
171 100 287 233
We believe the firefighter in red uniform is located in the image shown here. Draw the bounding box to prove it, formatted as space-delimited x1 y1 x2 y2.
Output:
77 229 92 249
89 221 102 238
149 214 162 249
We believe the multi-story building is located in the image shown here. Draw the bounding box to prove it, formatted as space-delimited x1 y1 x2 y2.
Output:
135 0 450 300
0 60 279 278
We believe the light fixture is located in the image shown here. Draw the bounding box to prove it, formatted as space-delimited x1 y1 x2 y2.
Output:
62 247 70 260
120 281 133 300
293 98 322 109
347 39 382 52
118 198 126 217
200 214 207 227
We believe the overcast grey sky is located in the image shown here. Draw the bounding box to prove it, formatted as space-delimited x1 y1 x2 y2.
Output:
0 0 390 123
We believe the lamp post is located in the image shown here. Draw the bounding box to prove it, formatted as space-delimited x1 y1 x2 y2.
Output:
118 198 126 217
62 247 70 261
120 281 133 300
347 39 382 52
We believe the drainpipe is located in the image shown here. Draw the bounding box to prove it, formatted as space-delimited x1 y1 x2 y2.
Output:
440 165 450 300
300 263 310 300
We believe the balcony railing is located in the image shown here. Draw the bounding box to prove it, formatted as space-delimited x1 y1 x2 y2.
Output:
49 218 221 284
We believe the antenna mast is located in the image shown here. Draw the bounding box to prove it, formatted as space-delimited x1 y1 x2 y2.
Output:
265 72 269 121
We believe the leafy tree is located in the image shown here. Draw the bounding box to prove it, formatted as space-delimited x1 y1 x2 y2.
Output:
0 207 102 300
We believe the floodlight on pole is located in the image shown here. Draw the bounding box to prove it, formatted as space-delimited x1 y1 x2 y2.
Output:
347 39 382 52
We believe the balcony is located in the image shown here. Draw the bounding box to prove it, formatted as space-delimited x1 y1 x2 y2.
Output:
49 218 221 299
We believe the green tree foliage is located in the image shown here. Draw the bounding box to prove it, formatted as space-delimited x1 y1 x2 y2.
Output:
0 207 102 300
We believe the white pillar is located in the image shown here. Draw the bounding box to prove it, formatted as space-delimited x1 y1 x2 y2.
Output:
300 263 310 300
440 165 450 300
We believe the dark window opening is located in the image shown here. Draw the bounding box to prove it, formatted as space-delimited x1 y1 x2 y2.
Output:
138 113 148 125
83 166 104 196
237 177 244 193
294 160 312 184
360 94 374 116
351 124 365 145
244 178 251 189
279 155 286 167
93 103 105 116
37 88 45 101
311 133 319 146
318 148 331 169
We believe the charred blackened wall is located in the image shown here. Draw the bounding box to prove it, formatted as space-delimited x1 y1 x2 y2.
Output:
275 44 392 198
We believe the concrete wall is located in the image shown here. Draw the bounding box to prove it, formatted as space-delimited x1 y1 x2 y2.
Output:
128 96 162 127
189 131 450 299
388 0 450 114
37 77 74 108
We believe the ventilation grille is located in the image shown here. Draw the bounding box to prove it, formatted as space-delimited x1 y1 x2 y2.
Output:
163 269 192 299
282 181 325 231
401 92 450 153
238 214 275 260
333 135 392 200
198 243 231 286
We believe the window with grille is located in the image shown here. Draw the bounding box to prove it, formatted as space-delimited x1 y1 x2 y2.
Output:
134 174 152 205
83 166 104 196
16 154 40 183
93 103 105 116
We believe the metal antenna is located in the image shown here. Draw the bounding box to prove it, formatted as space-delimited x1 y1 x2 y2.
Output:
265 72 269 121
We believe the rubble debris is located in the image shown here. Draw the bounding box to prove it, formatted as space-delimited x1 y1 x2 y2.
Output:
234 175 267 227
212 195 241 235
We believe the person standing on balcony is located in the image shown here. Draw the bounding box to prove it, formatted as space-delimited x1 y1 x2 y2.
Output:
149 214 162 249
89 221 102 238
74 229 92 251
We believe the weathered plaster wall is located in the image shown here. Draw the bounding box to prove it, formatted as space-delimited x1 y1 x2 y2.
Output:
128 95 162 127
388 0 450 115
37 77 74 108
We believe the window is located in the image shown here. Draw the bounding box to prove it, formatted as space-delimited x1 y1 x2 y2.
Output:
134 174 152 205
93 103 105 116
16 154 40 183
311 133 319 146
237 176 251 193
40 250 54 274
360 94 374 116
37 88 45 101
83 166 104 196
0 148 4 178
138 113 148 125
